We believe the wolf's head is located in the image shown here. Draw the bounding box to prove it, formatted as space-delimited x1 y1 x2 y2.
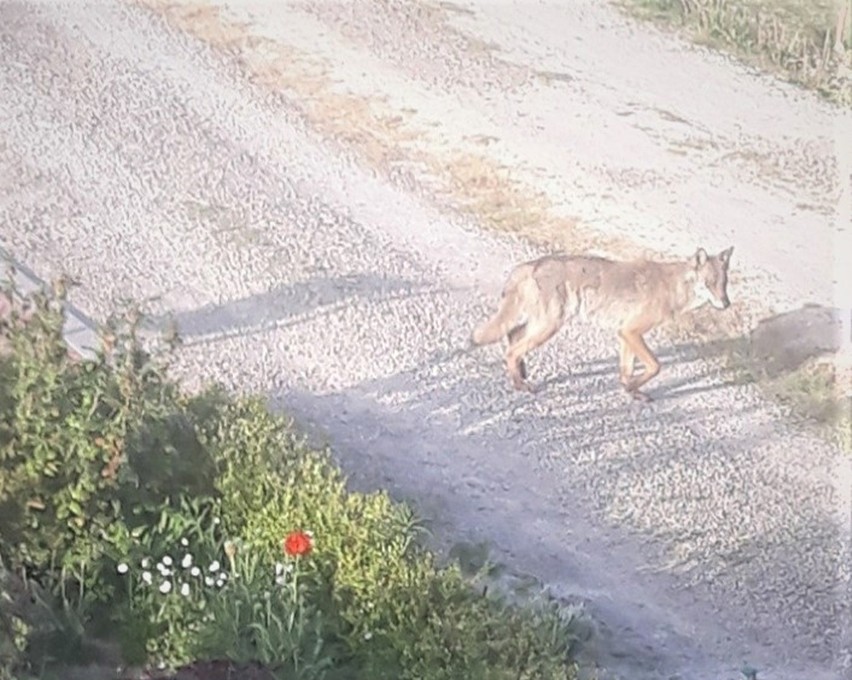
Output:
690 246 733 310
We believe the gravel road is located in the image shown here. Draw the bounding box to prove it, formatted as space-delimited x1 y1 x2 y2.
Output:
1 1 849 678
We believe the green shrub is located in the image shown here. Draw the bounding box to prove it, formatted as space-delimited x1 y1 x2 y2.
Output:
0 283 580 679
0 554 105 677
112 496 226 665
0 561 29 679
0 286 212 578
205 403 578 679
0 284 221 670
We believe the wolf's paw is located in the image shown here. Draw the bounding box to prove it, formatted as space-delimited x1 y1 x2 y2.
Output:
511 377 535 393
627 388 653 403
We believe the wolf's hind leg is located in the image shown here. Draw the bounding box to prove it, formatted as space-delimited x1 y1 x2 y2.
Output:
507 324 528 379
505 315 562 392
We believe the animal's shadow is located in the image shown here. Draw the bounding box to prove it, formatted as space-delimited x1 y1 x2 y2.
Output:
535 303 846 400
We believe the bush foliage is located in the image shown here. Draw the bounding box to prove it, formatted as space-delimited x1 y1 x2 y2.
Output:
0 283 580 680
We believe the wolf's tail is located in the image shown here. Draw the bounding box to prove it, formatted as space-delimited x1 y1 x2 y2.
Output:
471 291 522 346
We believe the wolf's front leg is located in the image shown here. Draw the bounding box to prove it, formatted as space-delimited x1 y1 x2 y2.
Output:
619 330 660 401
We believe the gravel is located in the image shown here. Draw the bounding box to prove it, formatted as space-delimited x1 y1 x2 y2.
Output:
0 1 849 679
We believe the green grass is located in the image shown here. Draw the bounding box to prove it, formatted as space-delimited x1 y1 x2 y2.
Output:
618 0 852 105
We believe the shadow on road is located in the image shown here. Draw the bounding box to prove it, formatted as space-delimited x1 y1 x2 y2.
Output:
673 303 844 377
143 272 433 347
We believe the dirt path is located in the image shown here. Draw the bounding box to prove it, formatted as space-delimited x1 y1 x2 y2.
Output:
0 1 849 678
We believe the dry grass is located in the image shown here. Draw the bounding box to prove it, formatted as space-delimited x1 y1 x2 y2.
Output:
765 360 850 439
436 153 635 256
619 0 852 106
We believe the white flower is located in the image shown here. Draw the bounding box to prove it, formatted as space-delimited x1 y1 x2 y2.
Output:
161 568 172 577
274 562 284 576
162 555 173 567
180 582 190 597
212 517 221 525
116 563 129 574
208 560 220 572
215 578 225 588
142 571 153 585
156 562 166 574
159 580 172 594
364 631 373 641
141 558 151 569
190 566 201 577
180 538 189 547
181 554 193 569
204 576 215 587
275 576 286 586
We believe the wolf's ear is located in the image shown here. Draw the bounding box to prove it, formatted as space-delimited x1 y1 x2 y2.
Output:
694 248 708 268
719 246 734 266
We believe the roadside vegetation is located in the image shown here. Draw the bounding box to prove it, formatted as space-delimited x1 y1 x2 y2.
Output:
0 281 582 680
727 345 852 450
676 302 852 451
618 0 852 105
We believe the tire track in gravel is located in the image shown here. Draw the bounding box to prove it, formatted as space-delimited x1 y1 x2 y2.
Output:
1 1 849 679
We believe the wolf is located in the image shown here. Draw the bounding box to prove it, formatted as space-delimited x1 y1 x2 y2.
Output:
471 247 734 401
